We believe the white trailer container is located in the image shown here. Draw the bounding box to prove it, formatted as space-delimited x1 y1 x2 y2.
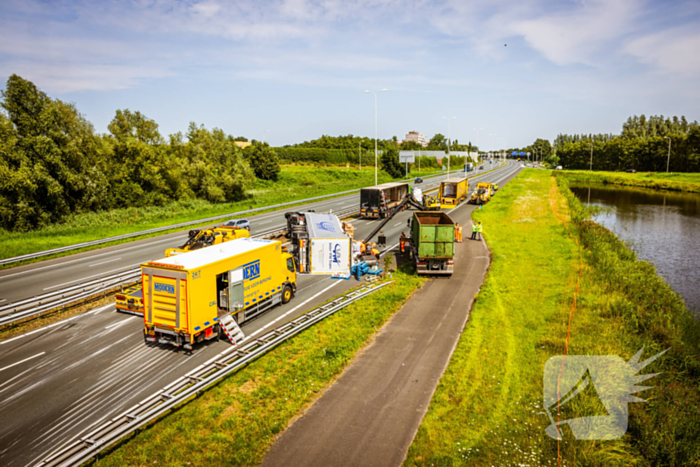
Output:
287 212 352 275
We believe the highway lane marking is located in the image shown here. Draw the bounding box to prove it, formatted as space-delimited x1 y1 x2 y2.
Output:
89 257 122 268
0 298 5 302
246 281 340 340
0 237 177 281
87 304 113 315
394 222 402 226
43 262 143 291
0 315 80 345
104 319 133 330
0 352 45 373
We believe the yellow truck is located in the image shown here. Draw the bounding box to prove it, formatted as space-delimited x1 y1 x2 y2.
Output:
142 238 297 350
469 182 493 205
439 177 469 208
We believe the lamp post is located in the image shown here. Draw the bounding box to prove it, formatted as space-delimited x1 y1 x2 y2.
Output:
589 142 593 171
443 116 456 178
263 129 269 143
365 89 387 186
665 136 671 173
473 127 483 154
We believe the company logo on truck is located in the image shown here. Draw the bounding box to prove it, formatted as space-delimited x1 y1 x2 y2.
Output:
317 221 337 233
243 260 261 280
154 282 175 294
331 244 342 264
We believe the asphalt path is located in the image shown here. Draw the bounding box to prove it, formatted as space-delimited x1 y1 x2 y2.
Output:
261 183 493 467
0 162 521 466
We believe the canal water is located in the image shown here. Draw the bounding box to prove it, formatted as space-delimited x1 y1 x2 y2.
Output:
570 183 700 313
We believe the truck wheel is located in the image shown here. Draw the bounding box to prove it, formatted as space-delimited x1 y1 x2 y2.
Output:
282 285 293 304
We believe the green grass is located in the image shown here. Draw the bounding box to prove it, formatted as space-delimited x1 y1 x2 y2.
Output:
0 166 442 264
405 169 700 466
92 266 428 466
560 170 700 193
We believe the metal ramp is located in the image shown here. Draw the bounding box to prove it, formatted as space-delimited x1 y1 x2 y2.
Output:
219 314 245 345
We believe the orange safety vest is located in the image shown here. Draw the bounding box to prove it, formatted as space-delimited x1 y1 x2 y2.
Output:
371 248 380 256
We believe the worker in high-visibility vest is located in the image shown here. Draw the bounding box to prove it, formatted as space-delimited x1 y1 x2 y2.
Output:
470 223 477 240
455 223 462 243
400 232 406 253
370 243 380 261
476 222 483 240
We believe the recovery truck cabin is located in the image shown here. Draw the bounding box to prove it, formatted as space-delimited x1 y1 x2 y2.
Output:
360 182 410 218
142 238 297 349
439 177 468 208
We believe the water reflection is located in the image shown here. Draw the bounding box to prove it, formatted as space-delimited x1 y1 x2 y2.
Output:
571 183 700 314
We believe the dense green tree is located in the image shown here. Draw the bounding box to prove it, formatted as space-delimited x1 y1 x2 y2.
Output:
427 133 447 151
400 140 423 150
243 141 280 181
0 74 108 230
380 146 404 178
108 109 162 144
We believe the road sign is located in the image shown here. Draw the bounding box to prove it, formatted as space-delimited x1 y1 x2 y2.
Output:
399 151 415 163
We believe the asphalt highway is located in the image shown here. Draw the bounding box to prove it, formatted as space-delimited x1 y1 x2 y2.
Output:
0 162 522 466
0 172 453 305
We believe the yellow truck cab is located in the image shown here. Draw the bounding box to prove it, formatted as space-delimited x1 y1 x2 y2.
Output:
142 238 296 349
469 182 493 205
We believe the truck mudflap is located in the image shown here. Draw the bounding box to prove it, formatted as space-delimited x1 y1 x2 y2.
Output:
414 257 454 275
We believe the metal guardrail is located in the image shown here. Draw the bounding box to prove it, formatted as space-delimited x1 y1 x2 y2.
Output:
36 281 391 467
0 172 450 267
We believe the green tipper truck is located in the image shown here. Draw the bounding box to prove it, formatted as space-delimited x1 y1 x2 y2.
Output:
410 212 455 275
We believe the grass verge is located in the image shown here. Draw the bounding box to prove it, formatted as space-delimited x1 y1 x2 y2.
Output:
405 169 700 466
559 170 700 193
0 166 442 265
91 265 427 466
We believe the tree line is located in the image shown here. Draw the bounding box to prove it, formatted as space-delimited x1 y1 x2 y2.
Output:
555 115 700 172
0 75 280 231
288 133 477 153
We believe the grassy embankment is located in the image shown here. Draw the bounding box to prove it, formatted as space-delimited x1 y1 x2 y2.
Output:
561 170 700 193
0 166 441 265
91 264 428 466
406 169 700 466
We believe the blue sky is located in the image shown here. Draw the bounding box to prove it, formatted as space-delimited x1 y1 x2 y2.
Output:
1 0 699 150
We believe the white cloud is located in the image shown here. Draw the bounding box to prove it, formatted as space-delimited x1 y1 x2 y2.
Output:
625 29 700 76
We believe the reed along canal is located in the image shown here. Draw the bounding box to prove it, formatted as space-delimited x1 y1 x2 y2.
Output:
571 182 700 314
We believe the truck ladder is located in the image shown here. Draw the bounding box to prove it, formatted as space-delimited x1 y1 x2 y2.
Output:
219 315 245 345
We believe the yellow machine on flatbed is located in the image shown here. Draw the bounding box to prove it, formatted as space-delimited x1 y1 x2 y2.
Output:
469 182 494 205
439 177 469 208
143 238 297 350
116 225 250 316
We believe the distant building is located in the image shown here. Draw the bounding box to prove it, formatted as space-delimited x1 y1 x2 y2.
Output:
403 131 428 148
234 141 252 149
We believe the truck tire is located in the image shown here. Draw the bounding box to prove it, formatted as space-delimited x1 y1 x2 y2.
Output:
282 284 293 304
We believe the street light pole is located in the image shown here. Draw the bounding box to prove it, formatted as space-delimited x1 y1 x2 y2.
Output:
665 136 671 173
365 89 387 186
589 142 593 171
358 142 361 171
443 116 456 178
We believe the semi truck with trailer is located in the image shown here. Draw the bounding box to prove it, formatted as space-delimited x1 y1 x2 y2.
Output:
360 182 411 218
142 237 297 349
410 212 455 275
439 177 469 208
285 212 352 275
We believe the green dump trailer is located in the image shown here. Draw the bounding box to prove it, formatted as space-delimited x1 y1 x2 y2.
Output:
410 211 455 275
